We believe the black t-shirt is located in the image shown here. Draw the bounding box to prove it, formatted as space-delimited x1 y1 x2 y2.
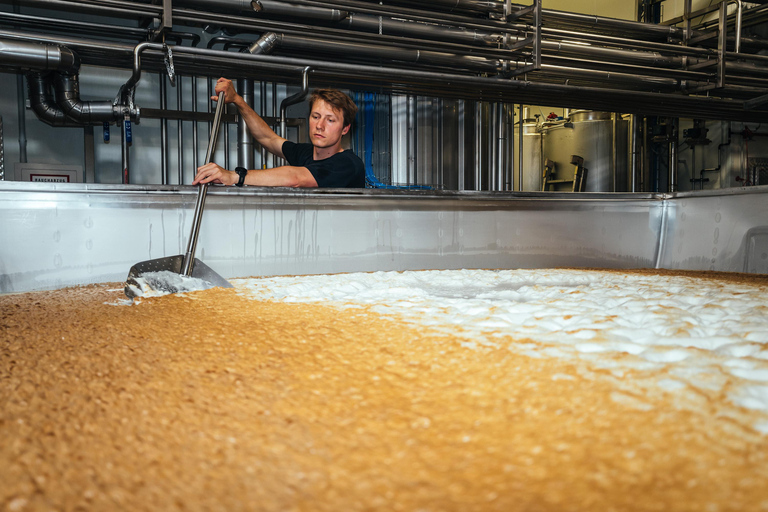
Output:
282 141 365 188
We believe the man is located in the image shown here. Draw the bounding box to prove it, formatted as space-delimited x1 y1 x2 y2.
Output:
193 77 365 188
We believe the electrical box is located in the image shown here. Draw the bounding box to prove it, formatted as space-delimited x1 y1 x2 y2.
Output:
14 163 83 183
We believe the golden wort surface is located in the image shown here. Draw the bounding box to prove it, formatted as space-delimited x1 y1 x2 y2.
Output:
1 280 768 511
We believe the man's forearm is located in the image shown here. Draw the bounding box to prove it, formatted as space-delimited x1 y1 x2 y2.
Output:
233 96 286 157
242 166 318 188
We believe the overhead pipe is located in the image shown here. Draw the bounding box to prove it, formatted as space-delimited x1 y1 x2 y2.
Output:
12 0 736 77
0 38 132 125
7 0 162 20
214 1 757 87
174 0 255 12
274 33 502 73
174 0 349 20
0 38 80 71
4 9 767 124
253 0 348 21
339 12 503 47
280 66 312 139
169 3 753 76
15 35 761 124
312 0 686 41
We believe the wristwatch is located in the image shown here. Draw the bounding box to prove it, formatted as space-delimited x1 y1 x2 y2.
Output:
235 167 247 187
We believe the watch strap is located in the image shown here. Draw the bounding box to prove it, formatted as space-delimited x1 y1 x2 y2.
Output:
235 167 247 187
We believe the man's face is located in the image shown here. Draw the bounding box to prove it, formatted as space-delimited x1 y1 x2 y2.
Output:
309 99 350 149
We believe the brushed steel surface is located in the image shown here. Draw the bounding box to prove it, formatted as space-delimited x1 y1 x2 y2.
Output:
2 182 767 293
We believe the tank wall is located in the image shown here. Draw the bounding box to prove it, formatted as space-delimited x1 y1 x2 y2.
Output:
0 182 664 293
3 182 768 294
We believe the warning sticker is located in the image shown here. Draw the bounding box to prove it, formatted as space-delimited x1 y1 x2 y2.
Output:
30 174 70 183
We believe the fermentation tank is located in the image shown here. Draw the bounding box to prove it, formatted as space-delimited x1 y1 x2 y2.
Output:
515 118 543 192
541 111 629 192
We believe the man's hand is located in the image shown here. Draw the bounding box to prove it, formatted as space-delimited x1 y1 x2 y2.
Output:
212 77 239 104
193 162 237 186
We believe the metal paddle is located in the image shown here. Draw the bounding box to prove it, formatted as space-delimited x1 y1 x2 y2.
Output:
124 91 233 298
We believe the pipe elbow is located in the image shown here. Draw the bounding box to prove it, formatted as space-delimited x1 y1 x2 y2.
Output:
52 73 122 124
26 72 78 127
57 45 80 74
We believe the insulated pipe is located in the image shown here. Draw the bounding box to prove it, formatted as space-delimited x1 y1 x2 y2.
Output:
8 0 161 19
226 31 702 91
52 73 124 124
541 41 681 69
0 38 79 71
340 13 503 47
254 0 348 21
538 64 680 89
311 0 685 40
242 0 699 63
0 11 150 40
275 34 502 73
378 0 498 14
112 42 768 122
280 66 311 139
0 38 134 125
237 79 255 169
239 32 281 169
26 72 80 127
174 0 254 12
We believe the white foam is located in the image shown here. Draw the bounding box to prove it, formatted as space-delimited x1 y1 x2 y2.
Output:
125 270 216 299
234 269 768 430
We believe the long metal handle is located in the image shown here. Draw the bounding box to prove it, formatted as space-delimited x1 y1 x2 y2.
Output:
182 91 226 276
